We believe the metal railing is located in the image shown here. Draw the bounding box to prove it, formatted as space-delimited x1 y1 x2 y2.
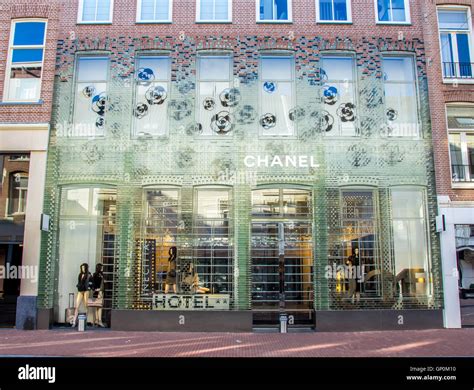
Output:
443 62 473 79
452 164 474 182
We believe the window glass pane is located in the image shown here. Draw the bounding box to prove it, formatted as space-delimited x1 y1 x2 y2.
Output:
260 0 289 20
13 22 46 46
334 0 347 20
384 83 418 134
201 0 214 19
447 106 474 130
467 135 474 174
377 0 390 21
438 10 468 30
77 57 108 81
391 0 406 22
321 56 353 81
252 189 280 216
383 57 414 82
7 66 41 101
12 49 43 63
140 0 155 19
440 33 455 77
82 0 98 21
391 188 424 219
62 188 91 216
155 0 170 19
456 34 472 77
274 0 289 19
319 0 333 20
199 56 231 80
96 0 111 20
261 57 292 80
215 0 229 19
196 190 230 219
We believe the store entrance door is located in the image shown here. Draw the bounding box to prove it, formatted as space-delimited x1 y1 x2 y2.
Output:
251 221 314 327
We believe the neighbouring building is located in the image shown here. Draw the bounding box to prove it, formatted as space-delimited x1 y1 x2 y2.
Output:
35 0 445 331
421 0 474 328
0 1 58 329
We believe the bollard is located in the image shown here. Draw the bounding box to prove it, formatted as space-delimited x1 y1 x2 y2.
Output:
78 313 87 332
279 313 288 333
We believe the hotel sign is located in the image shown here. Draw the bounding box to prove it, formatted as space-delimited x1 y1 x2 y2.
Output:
152 294 230 310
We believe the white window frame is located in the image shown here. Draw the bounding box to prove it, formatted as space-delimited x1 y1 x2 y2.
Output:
7 172 29 216
78 0 114 24
196 0 232 23
316 0 352 23
256 0 293 23
436 6 474 84
374 0 410 25
446 104 474 187
136 0 173 23
3 19 47 103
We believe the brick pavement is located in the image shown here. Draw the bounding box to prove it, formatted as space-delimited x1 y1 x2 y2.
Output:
0 328 473 357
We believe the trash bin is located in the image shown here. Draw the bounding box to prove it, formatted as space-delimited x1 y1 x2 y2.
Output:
78 313 87 332
279 313 288 333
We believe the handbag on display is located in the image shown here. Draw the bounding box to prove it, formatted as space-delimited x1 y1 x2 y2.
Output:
87 292 103 308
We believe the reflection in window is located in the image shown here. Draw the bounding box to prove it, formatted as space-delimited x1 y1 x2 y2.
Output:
382 56 419 137
377 0 408 23
73 57 109 137
142 189 179 295
193 188 234 301
133 56 170 138
318 0 350 22
447 106 474 182
391 187 431 298
259 0 291 21
5 20 47 102
8 172 28 215
252 188 311 218
320 56 357 136
58 187 117 323
196 55 234 136
260 56 295 136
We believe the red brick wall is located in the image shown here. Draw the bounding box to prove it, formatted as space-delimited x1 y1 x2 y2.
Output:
0 1 59 124
420 0 474 202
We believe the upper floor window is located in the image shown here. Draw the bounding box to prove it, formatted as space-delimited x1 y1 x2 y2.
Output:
259 55 295 137
438 7 473 80
447 105 474 184
320 55 357 136
8 172 28 215
258 0 292 22
196 54 234 136
3 20 47 102
376 0 410 24
133 55 171 138
137 0 172 22
197 0 232 22
73 57 109 137
382 56 419 137
78 0 113 23
316 0 351 23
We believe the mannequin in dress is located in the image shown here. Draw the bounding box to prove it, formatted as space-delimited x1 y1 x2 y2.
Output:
72 263 92 327
92 263 106 327
345 248 361 303
164 246 177 293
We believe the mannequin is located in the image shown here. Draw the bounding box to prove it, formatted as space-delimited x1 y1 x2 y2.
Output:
164 246 177 293
72 263 92 327
345 248 361 303
92 263 105 327
190 263 210 294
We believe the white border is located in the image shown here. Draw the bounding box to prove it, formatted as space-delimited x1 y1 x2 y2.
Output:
256 0 293 23
2 18 48 103
196 0 232 23
136 0 173 23
315 0 352 23
374 0 411 25
77 0 114 24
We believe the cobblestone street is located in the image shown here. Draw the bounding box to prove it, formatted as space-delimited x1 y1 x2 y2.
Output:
0 328 473 357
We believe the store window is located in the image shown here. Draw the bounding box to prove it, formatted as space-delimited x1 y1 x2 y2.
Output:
258 0 292 22
320 55 357 136
316 0 351 22
382 56 419 137
447 105 474 183
438 7 472 79
252 188 312 218
57 187 117 324
137 0 172 22
259 55 295 137
376 0 410 23
73 56 109 137
197 0 231 22
336 190 378 298
455 225 474 299
196 54 234 136
3 20 47 102
133 55 170 138
391 187 431 298
7 173 28 215
193 188 234 299
78 0 113 23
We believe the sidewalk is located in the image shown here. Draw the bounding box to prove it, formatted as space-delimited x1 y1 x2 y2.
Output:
0 328 473 357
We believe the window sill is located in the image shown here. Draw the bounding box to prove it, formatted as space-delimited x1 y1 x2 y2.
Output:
443 79 474 85
77 21 113 25
256 20 293 24
451 182 474 189
195 20 232 24
316 20 353 24
375 21 411 26
0 100 44 106
136 21 172 24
